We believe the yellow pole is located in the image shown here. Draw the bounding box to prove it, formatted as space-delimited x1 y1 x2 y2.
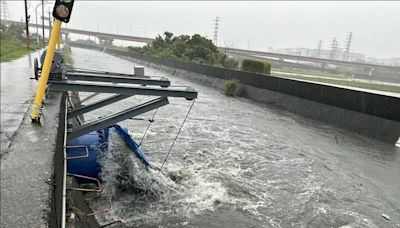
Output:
30 19 62 122
57 31 61 50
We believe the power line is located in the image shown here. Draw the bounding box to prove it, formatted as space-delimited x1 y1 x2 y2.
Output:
329 38 338 60
343 32 353 61
316 40 322 58
1 0 9 20
213 16 220 45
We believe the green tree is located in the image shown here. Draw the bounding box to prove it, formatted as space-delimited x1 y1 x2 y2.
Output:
127 31 240 69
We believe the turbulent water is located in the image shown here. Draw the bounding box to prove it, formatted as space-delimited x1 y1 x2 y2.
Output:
70 48 400 228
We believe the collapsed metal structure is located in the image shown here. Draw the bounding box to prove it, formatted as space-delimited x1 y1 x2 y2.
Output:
35 51 197 141
34 50 197 227
30 1 198 225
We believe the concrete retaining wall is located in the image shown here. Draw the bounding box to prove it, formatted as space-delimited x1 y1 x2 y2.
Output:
50 93 66 227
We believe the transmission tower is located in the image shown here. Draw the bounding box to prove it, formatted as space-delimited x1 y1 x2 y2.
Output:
343 32 353 61
316 40 322 58
1 0 10 20
213 16 220 46
329 38 338 60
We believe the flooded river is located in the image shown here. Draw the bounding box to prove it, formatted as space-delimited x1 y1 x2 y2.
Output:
71 47 400 228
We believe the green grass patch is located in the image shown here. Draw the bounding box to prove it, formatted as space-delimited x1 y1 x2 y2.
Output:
273 66 348 79
277 74 400 94
0 31 39 62
224 79 239 96
62 44 73 65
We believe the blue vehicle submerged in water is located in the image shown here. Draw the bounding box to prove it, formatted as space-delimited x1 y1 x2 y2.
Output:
66 124 150 182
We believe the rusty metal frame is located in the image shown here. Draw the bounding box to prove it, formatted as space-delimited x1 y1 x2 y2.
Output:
100 220 125 227
85 195 113 217
65 145 89 160
67 174 102 192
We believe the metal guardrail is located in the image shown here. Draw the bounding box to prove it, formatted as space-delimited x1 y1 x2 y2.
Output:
62 99 68 228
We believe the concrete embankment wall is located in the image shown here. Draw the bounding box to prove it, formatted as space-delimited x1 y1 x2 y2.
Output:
50 93 66 227
102 48 400 143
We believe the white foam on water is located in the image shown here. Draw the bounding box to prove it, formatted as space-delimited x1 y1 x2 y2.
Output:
89 133 230 227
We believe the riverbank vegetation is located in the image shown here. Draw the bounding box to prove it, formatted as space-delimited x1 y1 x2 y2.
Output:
276 73 400 94
224 79 239 96
128 32 240 69
241 59 271 75
62 44 73 65
0 24 40 62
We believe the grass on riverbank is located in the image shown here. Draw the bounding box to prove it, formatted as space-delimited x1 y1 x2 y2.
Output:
273 66 349 79
62 44 73 65
276 73 400 94
0 31 39 62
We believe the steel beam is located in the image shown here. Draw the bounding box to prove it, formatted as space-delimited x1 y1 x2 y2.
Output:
67 97 169 140
68 70 151 78
68 94 130 119
66 72 170 87
48 80 198 100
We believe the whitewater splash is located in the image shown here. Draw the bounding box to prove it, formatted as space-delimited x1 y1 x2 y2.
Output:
89 133 230 227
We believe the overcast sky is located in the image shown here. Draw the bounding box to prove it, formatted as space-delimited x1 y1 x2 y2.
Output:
5 1 400 58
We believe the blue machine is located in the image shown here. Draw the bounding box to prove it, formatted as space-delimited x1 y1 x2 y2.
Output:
66 124 150 182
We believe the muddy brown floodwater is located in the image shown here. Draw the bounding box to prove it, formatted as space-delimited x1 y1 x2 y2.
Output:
71 47 400 228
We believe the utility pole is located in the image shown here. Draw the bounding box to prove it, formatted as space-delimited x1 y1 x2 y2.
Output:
213 16 220 46
1 0 9 20
24 0 30 49
329 38 338 60
316 40 322 58
48 11 52 39
343 32 353 61
42 0 45 46
35 1 51 45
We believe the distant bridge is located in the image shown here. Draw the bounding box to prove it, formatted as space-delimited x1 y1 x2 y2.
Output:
222 48 400 72
1 19 154 43
2 19 399 72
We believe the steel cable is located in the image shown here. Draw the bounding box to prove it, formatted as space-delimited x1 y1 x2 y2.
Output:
159 99 196 174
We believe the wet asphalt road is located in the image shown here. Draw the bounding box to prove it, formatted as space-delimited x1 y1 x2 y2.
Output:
0 52 40 151
1 51 63 227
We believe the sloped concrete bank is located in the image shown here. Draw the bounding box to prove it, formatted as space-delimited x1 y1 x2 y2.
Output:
100 49 400 143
